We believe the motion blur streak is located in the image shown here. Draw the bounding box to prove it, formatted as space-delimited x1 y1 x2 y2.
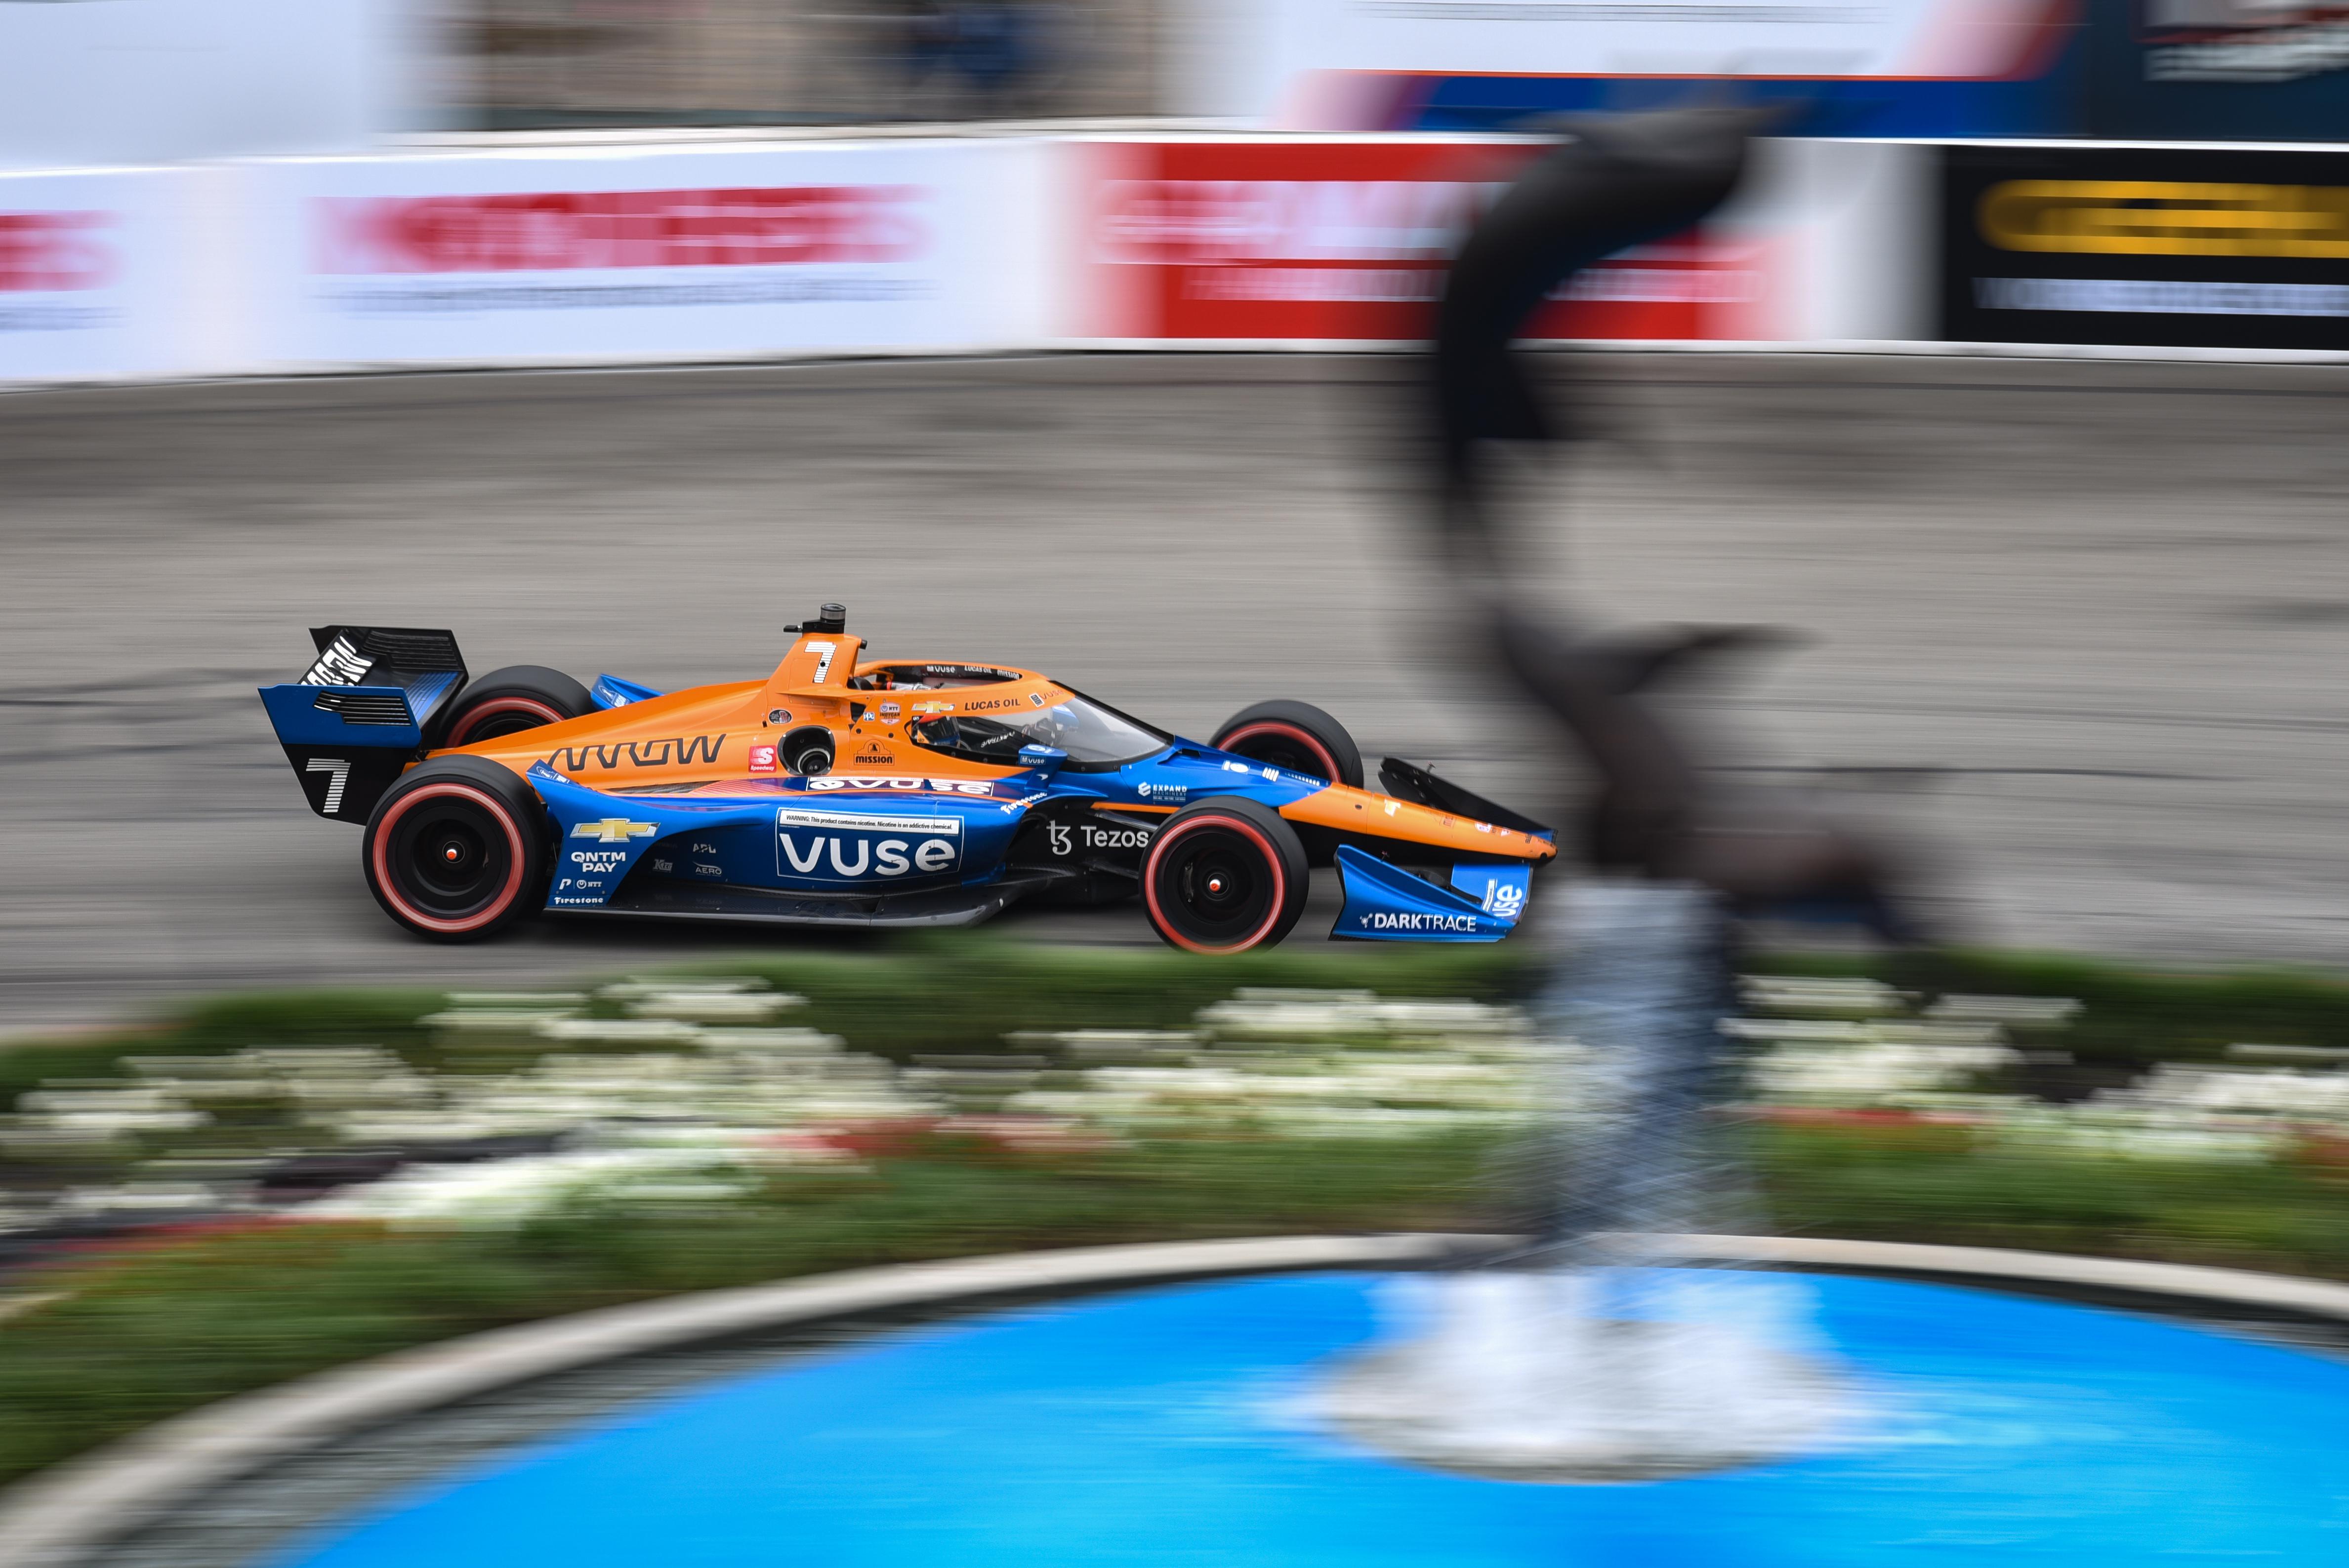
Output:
3 353 2349 1026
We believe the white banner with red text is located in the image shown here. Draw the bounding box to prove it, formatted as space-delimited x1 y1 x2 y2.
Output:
3 134 1947 385
232 139 1054 371
0 166 229 384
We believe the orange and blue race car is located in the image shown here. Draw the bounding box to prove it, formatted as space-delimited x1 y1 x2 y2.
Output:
258 606 1557 952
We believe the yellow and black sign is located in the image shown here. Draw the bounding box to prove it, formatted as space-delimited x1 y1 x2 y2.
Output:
1942 147 2349 351
1977 180 2349 260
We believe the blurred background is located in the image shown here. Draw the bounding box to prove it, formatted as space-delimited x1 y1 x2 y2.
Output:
5 0 2349 1562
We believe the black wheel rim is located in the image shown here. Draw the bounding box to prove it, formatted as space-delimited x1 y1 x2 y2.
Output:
1153 825 1275 946
386 798 515 918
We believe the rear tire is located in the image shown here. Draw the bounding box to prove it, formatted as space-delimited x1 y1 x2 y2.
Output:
435 665 594 748
363 756 548 942
1211 700 1364 789
1141 797 1310 954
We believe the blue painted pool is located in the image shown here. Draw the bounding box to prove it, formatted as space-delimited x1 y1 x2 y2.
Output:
275 1271 2349 1567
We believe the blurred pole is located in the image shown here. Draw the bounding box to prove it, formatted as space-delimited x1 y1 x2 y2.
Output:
1538 881 1750 1260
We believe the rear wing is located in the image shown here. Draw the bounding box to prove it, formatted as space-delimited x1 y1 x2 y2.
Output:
257 626 468 822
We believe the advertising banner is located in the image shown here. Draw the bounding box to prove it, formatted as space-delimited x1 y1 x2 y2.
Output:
1171 0 2082 137
238 141 1051 369
2080 0 2349 143
0 168 208 384
1068 138 1785 344
1941 142 2349 351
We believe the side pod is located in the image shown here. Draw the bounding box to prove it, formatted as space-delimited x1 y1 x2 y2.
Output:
1332 845 1525 943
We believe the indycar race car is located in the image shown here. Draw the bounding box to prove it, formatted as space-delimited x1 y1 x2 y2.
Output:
258 607 1557 952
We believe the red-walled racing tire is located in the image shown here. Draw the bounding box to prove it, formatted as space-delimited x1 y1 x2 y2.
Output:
363 756 548 942
435 666 595 748
1141 797 1310 954
1211 700 1364 789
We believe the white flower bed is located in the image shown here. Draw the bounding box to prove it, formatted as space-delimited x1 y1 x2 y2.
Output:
9 970 2344 1238
1731 983 2349 1164
300 1148 761 1229
1000 991 1543 1137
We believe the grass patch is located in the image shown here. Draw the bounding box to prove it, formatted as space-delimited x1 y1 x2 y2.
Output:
1746 948 2349 1072
1 938 1535 1101
0 1133 1489 1488
1759 1124 2349 1277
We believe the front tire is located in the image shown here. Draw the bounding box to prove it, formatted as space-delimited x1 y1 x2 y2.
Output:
1211 700 1365 788
435 665 594 749
363 756 548 942
1141 797 1310 954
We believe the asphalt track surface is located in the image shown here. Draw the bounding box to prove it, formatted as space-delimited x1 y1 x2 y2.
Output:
4 352 2348 1030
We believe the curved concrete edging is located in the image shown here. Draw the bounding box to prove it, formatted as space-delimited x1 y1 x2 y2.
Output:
9 1231 2349 1568
1654 1234 2349 1319
0 1234 1456 1568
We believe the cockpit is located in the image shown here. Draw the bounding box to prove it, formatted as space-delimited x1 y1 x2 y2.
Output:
906 690 1171 771
847 663 1026 692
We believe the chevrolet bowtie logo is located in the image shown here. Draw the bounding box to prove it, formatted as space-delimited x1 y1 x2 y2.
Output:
571 819 658 844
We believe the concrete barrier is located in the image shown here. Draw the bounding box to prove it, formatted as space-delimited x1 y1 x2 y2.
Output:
6 133 2348 389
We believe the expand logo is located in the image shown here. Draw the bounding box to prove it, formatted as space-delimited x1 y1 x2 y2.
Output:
1135 782 1187 803
543 735 724 773
776 808 961 884
0 211 117 292
313 188 928 275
